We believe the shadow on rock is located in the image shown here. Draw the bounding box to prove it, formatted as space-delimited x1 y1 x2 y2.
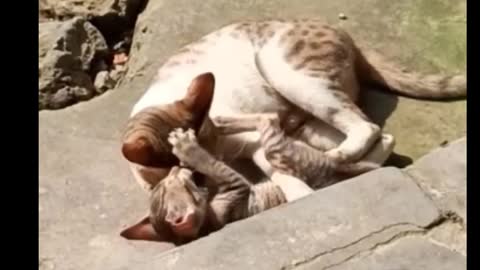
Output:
385 152 414 168
360 86 399 128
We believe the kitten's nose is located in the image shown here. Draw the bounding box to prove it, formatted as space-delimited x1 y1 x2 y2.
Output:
166 212 194 229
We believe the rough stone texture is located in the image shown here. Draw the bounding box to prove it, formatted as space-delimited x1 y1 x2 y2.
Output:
128 168 441 270
39 0 145 23
427 220 466 256
39 0 466 269
406 137 466 221
94 70 116 92
316 237 466 270
39 17 108 110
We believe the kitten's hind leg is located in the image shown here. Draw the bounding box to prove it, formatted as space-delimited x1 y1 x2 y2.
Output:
270 172 313 202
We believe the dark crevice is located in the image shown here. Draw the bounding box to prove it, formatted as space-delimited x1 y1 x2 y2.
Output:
89 0 149 53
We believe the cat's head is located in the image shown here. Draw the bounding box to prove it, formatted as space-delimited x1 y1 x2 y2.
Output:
121 72 215 177
120 166 209 242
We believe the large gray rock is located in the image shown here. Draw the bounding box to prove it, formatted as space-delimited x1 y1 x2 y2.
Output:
39 17 108 110
135 168 440 270
406 137 466 221
314 237 465 270
39 0 145 23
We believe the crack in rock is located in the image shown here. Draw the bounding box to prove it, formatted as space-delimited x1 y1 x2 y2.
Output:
283 214 455 270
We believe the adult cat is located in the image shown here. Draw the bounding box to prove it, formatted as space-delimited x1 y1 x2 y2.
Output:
121 19 465 192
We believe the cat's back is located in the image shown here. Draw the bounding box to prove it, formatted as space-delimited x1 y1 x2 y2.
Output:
132 19 344 116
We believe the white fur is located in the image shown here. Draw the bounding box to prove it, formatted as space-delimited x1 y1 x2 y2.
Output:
128 22 392 196
131 24 296 118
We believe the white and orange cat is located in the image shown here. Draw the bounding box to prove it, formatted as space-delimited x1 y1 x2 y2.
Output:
122 19 465 190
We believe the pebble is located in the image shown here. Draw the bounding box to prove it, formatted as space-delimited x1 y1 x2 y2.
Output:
338 13 348 20
94 71 116 93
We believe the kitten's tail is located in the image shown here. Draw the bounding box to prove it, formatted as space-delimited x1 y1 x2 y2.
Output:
354 47 466 100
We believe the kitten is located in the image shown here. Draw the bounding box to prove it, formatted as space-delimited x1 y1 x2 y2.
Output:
121 113 394 243
212 113 394 189
121 129 289 244
122 19 466 193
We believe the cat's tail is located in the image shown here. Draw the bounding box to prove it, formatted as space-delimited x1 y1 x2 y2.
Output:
354 47 466 100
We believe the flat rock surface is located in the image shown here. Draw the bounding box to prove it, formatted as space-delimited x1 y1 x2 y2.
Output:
39 0 466 269
317 237 466 270
134 168 440 270
406 137 466 221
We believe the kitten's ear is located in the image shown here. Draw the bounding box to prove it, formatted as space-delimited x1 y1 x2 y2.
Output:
182 72 215 121
120 215 164 242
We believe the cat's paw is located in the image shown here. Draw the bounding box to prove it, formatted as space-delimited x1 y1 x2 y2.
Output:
168 128 197 147
177 166 194 181
325 148 349 163
168 128 209 169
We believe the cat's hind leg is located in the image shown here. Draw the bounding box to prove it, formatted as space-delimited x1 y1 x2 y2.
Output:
256 48 380 163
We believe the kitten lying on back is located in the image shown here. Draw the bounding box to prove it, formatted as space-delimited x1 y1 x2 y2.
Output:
121 128 288 244
121 113 394 243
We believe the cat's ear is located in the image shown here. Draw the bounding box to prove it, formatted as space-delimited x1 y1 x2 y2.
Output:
121 137 156 166
182 72 215 121
120 215 164 242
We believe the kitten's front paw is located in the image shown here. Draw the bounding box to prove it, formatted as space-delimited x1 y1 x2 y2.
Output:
168 128 208 168
325 148 349 163
177 167 194 181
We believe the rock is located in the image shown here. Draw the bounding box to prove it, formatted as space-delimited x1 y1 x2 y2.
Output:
136 168 440 270
108 65 127 82
39 0 146 44
406 137 466 221
39 17 108 110
309 237 465 270
39 0 145 21
94 70 116 93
